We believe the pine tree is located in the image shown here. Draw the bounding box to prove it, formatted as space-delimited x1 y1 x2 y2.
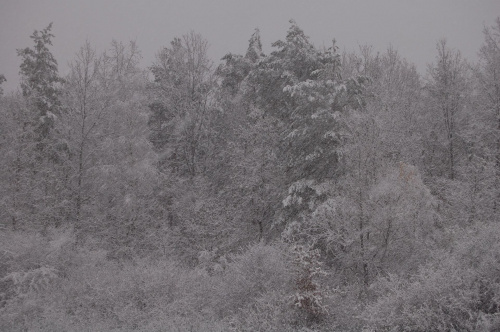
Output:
5 23 70 230
0 74 6 97
17 23 64 141
248 20 366 220
245 28 264 63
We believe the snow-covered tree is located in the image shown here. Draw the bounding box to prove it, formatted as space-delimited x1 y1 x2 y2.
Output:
60 40 162 253
17 23 64 141
0 24 71 230
248 21 366 226
476 17 500 216
62 41 105 222
148 32 216 178
0 74 6 97
425 40 470 180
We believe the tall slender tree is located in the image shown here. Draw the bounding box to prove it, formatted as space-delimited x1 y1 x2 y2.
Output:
477 18 500 215
7 24 71 230
63 41 104 222
17 23 64 141
148 32 215 178
425 40 468 180
0 74 6 97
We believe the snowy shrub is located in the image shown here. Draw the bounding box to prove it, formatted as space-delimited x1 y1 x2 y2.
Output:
211 242 294 319
362 222 500 331
290 245 328 325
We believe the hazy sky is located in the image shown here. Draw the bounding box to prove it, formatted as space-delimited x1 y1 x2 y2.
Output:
1 0 499 93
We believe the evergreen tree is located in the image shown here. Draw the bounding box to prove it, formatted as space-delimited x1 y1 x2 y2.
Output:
17 23 64 141
0 74 6 97
3 23 71 230
245 28 264 63
248 20 366 222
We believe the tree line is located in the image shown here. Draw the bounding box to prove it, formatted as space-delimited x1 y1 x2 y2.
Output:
0 18 499 331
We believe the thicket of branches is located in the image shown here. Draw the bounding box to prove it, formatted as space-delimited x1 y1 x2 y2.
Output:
1 18 499 331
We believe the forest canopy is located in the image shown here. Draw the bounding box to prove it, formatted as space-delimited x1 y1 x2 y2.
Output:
0 18 499 331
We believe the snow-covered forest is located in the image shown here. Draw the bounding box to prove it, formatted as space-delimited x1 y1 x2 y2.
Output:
0 18 499 331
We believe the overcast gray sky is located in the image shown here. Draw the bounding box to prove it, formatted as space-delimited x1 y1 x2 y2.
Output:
1 0 499 93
